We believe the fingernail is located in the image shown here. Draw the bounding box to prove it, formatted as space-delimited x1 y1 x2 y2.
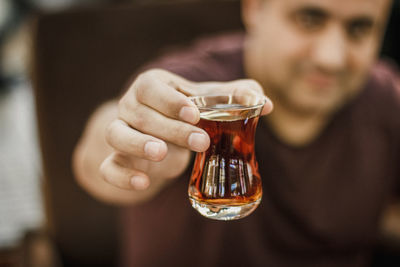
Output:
144 141 161 159
130 176 150 190
188 132 209 152
179 106 198 124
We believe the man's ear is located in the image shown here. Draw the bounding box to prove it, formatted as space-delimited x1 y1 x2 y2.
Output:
241 0 263 32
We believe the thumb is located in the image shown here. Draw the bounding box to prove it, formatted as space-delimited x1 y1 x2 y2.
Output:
261 96 273 116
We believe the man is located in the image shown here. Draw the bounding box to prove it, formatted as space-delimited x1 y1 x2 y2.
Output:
73 0 399 266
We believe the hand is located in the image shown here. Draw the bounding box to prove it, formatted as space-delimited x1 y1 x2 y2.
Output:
100 69 273 192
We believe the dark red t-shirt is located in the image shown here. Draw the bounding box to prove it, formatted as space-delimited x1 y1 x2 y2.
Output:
119 32 400 267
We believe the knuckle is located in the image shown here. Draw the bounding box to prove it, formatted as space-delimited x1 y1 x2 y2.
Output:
126 137 142 155
118 95 138 119
117 95 126 109
145 68 165 77
135 71 149 86
99 158 112 182
244 78 258 86
100 155 133 189
134 77 149 103
118 96 130 114
246 79 263 92
134 69 166 103
130 112 146 130
105 121 117 145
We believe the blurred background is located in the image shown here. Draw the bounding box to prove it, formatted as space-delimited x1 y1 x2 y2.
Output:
0 0 398 266
0 0 118 264
0 0 118 256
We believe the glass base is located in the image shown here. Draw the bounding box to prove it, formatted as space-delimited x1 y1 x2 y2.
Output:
189 197 261 221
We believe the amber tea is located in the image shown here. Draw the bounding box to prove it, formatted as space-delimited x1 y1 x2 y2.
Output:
189 95 265 220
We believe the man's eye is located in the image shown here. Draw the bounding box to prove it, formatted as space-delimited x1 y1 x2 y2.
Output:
347 21 373 40
294 13 325 32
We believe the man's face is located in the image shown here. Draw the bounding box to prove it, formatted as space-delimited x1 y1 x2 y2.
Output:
244 0 392 116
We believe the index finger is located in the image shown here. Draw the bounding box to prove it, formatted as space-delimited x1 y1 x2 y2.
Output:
131 69 201 124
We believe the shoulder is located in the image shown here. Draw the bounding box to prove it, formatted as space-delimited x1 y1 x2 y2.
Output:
364 60 400 132
368 60 400 100
137 31 245 82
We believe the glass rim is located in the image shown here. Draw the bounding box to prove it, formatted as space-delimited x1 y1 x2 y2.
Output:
189 94 267 111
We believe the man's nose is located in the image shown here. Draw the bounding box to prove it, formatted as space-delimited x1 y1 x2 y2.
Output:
311 25 347 72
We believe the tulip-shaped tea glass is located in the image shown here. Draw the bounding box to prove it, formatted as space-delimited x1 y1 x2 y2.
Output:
188 93 265 220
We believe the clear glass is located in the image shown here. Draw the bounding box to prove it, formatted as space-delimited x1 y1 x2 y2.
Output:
188 93 265 220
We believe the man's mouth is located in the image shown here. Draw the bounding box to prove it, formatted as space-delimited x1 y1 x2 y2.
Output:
304 72 338 89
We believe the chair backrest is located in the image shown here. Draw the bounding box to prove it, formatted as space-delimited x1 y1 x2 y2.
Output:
31 1 242 265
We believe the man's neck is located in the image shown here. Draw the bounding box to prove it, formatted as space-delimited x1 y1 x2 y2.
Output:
265 102 331 147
